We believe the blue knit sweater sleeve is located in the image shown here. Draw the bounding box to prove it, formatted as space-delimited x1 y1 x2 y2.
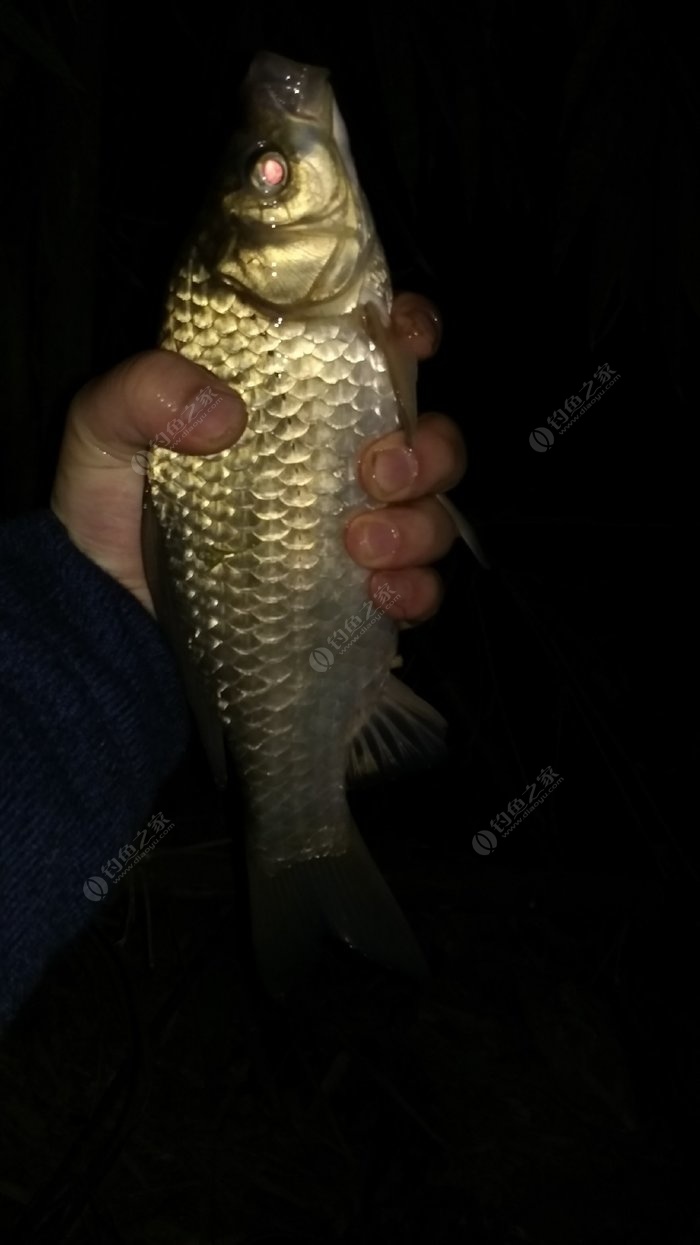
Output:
0 511 190 1025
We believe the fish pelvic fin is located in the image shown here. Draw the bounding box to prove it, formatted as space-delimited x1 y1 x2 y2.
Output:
347 674 447 784
247 820 428 997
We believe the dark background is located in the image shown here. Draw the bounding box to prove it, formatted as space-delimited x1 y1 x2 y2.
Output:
0 1 698 1242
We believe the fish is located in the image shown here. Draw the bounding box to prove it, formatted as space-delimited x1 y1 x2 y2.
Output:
144 51 449 995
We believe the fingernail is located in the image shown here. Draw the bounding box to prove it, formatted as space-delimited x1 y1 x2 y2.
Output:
355 518 401 564
166 383 244 450
193 385 245 447
394 299 442 355
370 447 418 497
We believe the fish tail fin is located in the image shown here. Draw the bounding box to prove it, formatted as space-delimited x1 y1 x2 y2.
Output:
247 821 428 997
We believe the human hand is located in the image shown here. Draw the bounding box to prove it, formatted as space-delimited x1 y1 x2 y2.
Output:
51 353 247 613
51 291 466 625
346 292 467 622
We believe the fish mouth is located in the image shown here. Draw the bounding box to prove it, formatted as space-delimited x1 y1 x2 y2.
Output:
245 51 332 127
245 51 359 190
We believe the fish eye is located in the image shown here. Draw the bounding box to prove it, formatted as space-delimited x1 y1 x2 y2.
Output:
249 150 289 196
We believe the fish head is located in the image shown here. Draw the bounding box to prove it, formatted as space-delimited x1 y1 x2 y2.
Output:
195 52 378 314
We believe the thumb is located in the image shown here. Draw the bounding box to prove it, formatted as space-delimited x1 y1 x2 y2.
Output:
51 350 247 612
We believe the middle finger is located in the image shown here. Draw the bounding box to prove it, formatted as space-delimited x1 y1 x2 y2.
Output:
345 497 456 569
358 413 466 503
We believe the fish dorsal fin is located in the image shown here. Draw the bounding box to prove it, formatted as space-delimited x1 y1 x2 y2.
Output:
142 488 228 788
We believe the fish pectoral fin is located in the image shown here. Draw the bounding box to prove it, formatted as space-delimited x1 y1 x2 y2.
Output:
362 300 417 439
362 302 489 568
142 489 228 788
347 674 447 784
437 493 491 568
248 820 428 997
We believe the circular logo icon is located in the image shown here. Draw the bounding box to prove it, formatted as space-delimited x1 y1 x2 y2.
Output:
309 646 335 673
529 427 555 452
131 451 150 476
83 875 109 901
472 830 498 855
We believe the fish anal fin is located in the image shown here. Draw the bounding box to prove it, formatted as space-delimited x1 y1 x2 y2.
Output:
347 674 447 784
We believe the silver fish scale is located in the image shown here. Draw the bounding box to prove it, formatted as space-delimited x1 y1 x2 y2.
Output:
150 272 400 867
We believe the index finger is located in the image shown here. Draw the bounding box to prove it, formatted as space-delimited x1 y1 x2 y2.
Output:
390 292 442 361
